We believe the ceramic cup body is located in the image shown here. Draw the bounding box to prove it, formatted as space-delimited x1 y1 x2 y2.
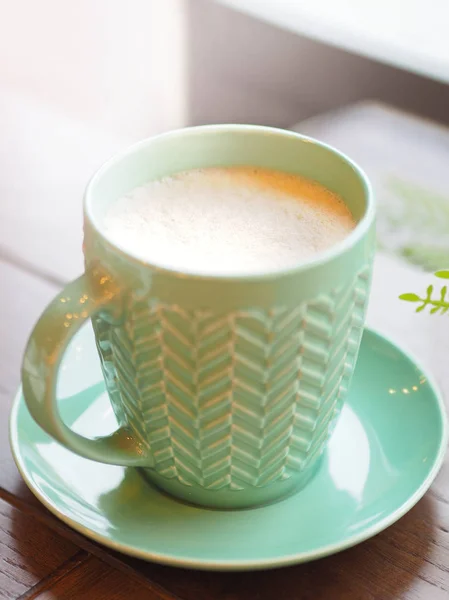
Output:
22 125 375 509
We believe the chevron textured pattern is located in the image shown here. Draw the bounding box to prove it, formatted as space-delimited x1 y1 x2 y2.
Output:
92 316 126 427
93 265 371 489
286 265 371 475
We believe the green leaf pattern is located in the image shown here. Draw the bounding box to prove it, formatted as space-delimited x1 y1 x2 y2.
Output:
389 179 449 314
399 276 449 315
380 177 449 271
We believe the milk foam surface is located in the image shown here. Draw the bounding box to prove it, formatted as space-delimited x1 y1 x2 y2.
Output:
103 167 356 274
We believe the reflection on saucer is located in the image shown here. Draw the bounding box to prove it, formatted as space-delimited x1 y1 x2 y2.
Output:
328 405 370 503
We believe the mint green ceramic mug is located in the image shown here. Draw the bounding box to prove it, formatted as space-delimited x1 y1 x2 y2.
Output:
22 125 375 509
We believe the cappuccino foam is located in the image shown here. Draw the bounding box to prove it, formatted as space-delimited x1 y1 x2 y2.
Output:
103 167 355 274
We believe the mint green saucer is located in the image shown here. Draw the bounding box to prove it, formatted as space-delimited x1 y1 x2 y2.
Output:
10 326 447 571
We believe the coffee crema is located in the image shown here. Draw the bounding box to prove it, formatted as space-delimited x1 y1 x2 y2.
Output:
103 166 356 274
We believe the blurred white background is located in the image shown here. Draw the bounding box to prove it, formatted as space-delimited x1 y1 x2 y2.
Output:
1 0 449 142
0 0 187 140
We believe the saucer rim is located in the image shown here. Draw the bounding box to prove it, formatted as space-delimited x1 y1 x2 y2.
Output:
9 326 448 571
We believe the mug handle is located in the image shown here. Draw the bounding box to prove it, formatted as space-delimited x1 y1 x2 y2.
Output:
21 269 151 466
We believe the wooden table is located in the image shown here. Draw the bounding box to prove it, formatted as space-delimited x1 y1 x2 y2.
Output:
1 90 449 600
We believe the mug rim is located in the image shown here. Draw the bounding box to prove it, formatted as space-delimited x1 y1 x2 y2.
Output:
84 124 375 282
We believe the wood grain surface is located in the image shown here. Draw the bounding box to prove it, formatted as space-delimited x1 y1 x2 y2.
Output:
33 557 167 600
0 499 79 599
